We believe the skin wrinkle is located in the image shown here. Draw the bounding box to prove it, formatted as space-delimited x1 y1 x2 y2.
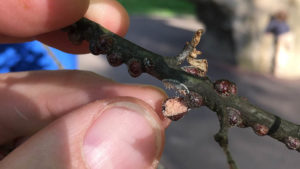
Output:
14 107 29 121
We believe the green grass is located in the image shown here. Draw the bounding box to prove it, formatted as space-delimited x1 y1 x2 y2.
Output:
117 0 195 16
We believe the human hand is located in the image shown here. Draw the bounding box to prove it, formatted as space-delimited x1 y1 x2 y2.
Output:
0 0 170 168
0 70 170 169
0 0 129 53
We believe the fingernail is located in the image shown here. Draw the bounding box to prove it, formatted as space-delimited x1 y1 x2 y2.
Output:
83 101 163 169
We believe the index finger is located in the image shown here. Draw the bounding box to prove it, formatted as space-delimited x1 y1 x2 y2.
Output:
0 70 170 144
0 0 90 37
36 0 130 54
0 0 130 54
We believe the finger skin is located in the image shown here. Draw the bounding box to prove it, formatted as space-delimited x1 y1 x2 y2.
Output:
0 98 165 169
0 0 89 37
0 0 130 54
85 0 129 37
0 35 33 43
36 0 130 54
0 70 170 144
35 30 90 54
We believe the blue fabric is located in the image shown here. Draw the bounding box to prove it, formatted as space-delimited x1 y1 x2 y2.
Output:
266 19 290 36
0 41 77 73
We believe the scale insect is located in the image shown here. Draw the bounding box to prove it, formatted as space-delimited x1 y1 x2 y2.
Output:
162 79 190 96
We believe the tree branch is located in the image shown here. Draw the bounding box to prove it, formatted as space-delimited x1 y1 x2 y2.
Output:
63 18 300 168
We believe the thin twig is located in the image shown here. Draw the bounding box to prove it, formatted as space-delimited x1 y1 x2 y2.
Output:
62 18 300 169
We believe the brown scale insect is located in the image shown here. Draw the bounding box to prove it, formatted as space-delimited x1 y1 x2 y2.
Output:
162 79 190 96
128 59 143 77
107 53 123 67
227 107 243 127
187 91 203 108
285 136 300 150
214 80 237 96
252 123 269 136
89 36 114 55
162 97 189 121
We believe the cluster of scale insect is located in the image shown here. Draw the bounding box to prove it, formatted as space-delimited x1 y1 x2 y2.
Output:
64 19 158 78
65 19 300 158
161 79 204 121
65 21 238 124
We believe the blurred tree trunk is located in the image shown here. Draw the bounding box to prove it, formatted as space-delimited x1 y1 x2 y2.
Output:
195 0 300 78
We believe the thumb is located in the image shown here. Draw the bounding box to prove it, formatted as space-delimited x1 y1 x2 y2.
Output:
0 98 165 169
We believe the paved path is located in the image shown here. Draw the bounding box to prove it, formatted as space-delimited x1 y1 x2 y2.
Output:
79 15 300 169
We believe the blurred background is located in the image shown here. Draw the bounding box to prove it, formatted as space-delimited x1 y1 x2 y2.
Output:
79 0 300 168
2 0 300 168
